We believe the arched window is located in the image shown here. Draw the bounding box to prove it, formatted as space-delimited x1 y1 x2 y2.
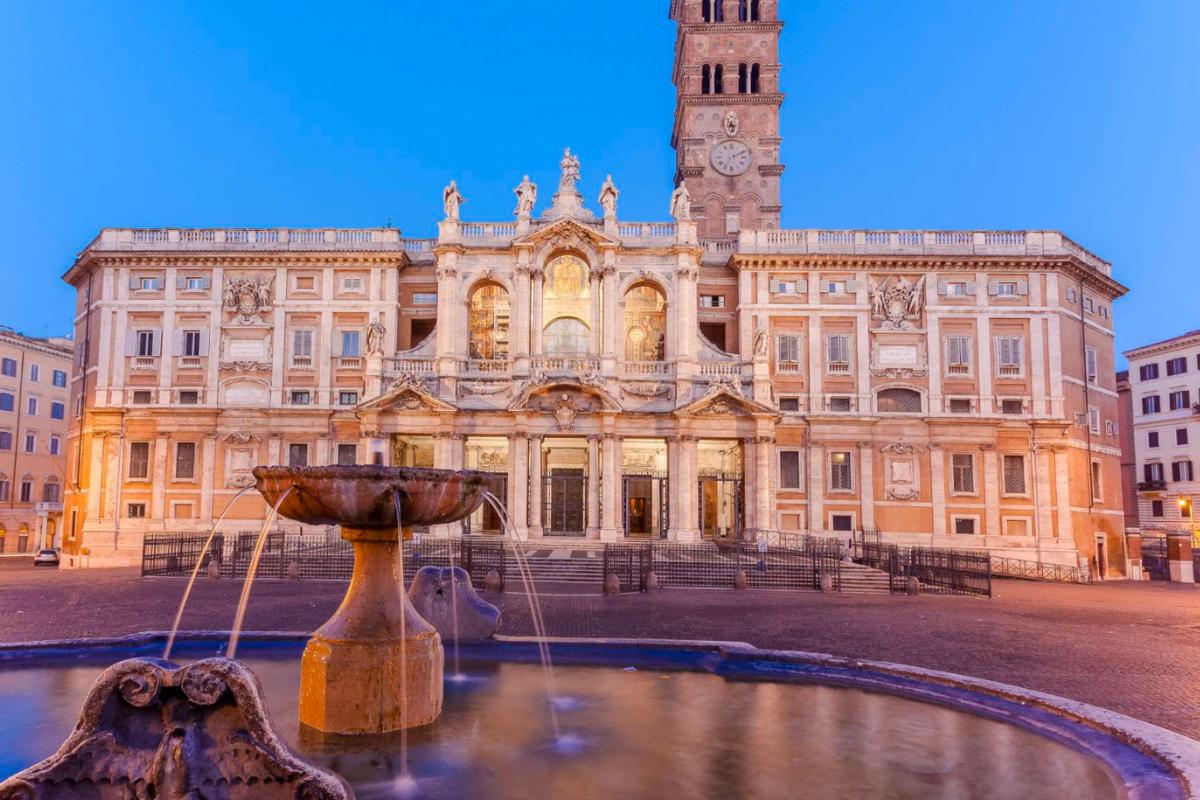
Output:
544 318 590 355
624 284 667 362
738 0 748 22
702 0 712 22
714 64 725 94
751 0 760 21
877 388 923 414
738 63 749 94
468 284 511 360
751 63 762 94
714 0 724 22
701 64 712 95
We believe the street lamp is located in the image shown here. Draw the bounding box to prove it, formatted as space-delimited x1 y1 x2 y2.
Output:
1178 496 1197 545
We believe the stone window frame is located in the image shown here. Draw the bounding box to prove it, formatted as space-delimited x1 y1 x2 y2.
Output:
1151 499 1164 518
173 441 199 483
1000 515 1034 538
778 395 803 415
828 450 854 494
949 453 977 496
827 511 857 533
126 502 147 519
1000 453 1030 498
951 514 981 536
775 333 802 374
127 441 152 482
338 274 368 295
943 334 973 378
824 333 853 376
993 335 1025 379
1091 459 1103 502
336 443 359 466
290 273 319 295
287 442 310 469
998 396 1027 416
945 396 975 414
170 501 195 520
777 448 803 492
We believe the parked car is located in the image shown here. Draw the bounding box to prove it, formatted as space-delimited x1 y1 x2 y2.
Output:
32 549 60 567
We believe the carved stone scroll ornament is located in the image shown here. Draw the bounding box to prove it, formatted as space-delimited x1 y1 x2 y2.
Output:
0 658 352 800
459 380 512 398
880 442 925 456
620 382 672 400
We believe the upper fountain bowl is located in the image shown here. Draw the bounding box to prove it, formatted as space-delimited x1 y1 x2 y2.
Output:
253 465 490 530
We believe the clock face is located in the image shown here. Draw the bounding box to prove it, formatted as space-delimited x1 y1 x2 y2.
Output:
711 141 752 176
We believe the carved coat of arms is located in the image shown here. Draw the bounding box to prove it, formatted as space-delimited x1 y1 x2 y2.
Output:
553 393 579 431
223 276 273 324
867 276 926 330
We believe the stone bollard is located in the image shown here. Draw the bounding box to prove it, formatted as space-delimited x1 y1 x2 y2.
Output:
1125 531 1144 581
207 560 221 580
287 560 301 581
408 566 501 641
1167 533 1196 584
734 569 749 590
484 568 503 593
906 576 922 596
819 572 834 593
604 573 621 596
646 571 661 592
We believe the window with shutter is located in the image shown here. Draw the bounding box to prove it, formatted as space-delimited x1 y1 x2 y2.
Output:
945 336 971 376
995 336 1023 377
776 335 800 372
1085 347 1097 384
826 334 850 372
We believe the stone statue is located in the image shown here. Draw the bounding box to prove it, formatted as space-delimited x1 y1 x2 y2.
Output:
443 180 465 221
366 321 386 356
559 148 581 194
753 324 770 359
513 175 537 216
669 184 692 222
599 174 620 217
724 111 740 136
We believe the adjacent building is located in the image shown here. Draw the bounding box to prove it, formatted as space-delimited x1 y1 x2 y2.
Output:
59 0 1128 574
0 329 73 556
1122 331 1200 539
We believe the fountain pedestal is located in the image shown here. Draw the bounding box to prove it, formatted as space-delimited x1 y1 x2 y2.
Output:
300 526 443 735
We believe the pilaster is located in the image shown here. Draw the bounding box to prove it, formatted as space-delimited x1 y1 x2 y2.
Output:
587 435 601 538
930 445 947 538
858 441 875 531
982 445 1000 538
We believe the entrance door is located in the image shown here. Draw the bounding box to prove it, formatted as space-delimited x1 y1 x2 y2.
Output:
544 469 587 537
623 474 668 539
699 475 744 541
465 473 508 535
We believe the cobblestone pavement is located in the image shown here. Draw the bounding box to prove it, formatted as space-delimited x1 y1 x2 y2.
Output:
2 561 1198 739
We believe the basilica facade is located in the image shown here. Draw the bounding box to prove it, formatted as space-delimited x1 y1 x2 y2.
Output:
60 0 1128 574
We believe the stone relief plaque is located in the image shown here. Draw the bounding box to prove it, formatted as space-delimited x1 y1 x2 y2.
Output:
227 339 268 360
878 345 919 368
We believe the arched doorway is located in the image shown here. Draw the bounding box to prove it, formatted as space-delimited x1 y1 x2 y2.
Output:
467 283 511 360
623 284 667 362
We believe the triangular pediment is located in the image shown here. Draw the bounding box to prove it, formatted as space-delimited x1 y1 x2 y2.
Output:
676 384 776 418
359 381 457 413
515 217 618 249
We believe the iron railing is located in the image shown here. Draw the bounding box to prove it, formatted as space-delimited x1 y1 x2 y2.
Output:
988 557 1091 584
851 531 992 597
1141 537 1170 581
602 538 843 592
141 532 504 590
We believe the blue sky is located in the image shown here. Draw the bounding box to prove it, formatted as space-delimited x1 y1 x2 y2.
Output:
1 0 1196 364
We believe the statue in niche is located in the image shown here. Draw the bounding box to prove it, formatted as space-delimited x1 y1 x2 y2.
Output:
514 175 538 216
753 324 770 359
443 180 465 221
558 148 581 194
669 184 692 222
366 321 386 356
599 174 620 217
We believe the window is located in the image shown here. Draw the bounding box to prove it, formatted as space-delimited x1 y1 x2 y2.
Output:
1144 463 1164 483
52 369 67 387
1085 347 1097 384
945 336 971 376
953 517 977 535
1167 357 1188 376
877 388 922 414
26 397 37 416
1002 455 1027 495
1083 297 1095 313
48 436 60 456
185 276 206 291
131 390 153 404
750 63 761 93
779 396 801 413
826 334 851 373
128 442 150 480
138 276 159 291
1105 420 1118 436
127 503 147 519
995 336 1023 377
771 279 802 294
23 433 35 453
829 451 853 491
1139 364 1159 381
340 331 361 358
136 330 157 357
828 396 853 412
779 451 801 489
28 364 38 382
413 292 437 305
1000 399 1024 415
713 64 724 93
951 454 975 494
291 329 314 366
50 402 64 420
341 276 365 292
994 282 1018 297
1170 390 1191 411
831 514 854 532
1152 500 1164 517
290 390 312 406
701 64 712 94
1066 287 1077 303
776 335 800 372
339 391 359 406
945 282 968 297
1091 461 1102 500
0 358 15 377
0 393 13 412
948 398 973 414
1172 461 1194 482
42 480 59 503
0 432 10 450
1148 431 1160 448
1142 395 1161 415
700 295 726 308
337 443 358 466
288 443 309 468
0 479 7 501
182 330 203 357
824 280 847 294
738 62 749 94
174 442 197 481
178 390 199 405
19 480 32 503
1088 407 1101 434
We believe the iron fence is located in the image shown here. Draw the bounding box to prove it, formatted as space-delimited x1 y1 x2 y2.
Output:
141 532 504 590
602 538 843 592
850 532 992 597
989 557 1090 584
1141 537 1170 581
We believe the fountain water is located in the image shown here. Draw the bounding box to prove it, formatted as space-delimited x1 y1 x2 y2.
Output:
227 489 292 660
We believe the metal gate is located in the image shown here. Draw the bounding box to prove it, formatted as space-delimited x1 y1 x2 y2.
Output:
544 470 587 537
623 472 668 539
1142 537 1169 581
699 473 744 541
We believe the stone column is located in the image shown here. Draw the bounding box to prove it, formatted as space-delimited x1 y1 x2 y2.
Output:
858 442 875 532
982 446 1000 539
530 268 545 357
510 433 529 535
1167 533 1195 584
513 262 531 373
200 435 217 522
929 445 947 539
601 257 619 373
674 435 699 541
159 304 176 406
1035 447 1054 546
102 434 120 522
527 435 544 537
1125 531 1144 581
600 434 623 541
86 435 105 522
587 435 601 538
977 316 994 415
743 438 757 533
1053 447 1072 542
755 436 775 540
589 269 603 356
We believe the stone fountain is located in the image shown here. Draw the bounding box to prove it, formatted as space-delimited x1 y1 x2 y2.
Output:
253 465 488 736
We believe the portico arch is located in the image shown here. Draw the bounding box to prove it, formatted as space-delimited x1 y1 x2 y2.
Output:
623 283 667 362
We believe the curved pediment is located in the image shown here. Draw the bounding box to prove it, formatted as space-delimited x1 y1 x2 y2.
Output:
509 377 623 414
676 383 776 418
359 378 456 414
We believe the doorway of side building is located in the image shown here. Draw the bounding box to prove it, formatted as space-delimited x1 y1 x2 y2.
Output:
464 436 509 535
542 438 589 538
622 439 668 539
392 435 435 468
1095 532 1108 580
698 440 744 541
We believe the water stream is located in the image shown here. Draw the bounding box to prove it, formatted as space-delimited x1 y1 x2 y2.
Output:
226 488 292 660
445 528 463 681
392 493 413 793
162 485 254 661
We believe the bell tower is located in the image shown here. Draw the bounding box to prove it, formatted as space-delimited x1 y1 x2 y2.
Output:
669 0 784 239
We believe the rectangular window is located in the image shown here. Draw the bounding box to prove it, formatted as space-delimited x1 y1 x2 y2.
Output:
779 451 802 489
1142 395 1162 414
1001 399 1024 415
340 331 360 358
829 451 853 492
1179 428 1190 446
288 443 309 468
0 480 8 501
826 334 851 372
52 369 67 388
831 514 855 532
138 276 159 291
136 330 156 357
1172 461 1194 482
948 398 973 414
128 442 150 479
1085 347 1097 384
1145 463 1164 483
337 443 358 466
131 390 153 404
945 336 972 376
779 397 801 413
0 431 10 450
0 393 13 412
953 517 977 535
341 276 365 292
951 454 975 494
700 295 726 308
1170 390 1191 411
49 435 60 456
1083 296 1095 312
1167 357 1188 376
1152 500 1164 517
19 480 32 503
23 433 35 453
28 364 39 382
1091 461 1102 500
1088 407 1101 434
1139 364 1159 381
42 482 59 503
776 335 800 372
178 390 200 405
183 330 203 357
339 391 359 406
828 396 852 412
50 402 64 420
174 442 196 480
185 276 205 291
291 329 314 365
994 282 1018 297
1002 455 1027 495
290 390 312 406
824 280 847 295
995 336 1023 377
946 282 968 297
1105 420 1118 436
413 292 438 305
0 358 15 377
772 280 800 294
127 503 147 519
1149 431 1160 448
26 397 37 416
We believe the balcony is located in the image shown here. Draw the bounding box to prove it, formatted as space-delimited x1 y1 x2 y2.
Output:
827 362 851 375
459 359 512 376
776 361 801 375
130 356 159 371
177 356 203 371
335 356 363 370
1138 480 1167 492
35 502 63 514
623 361 674 378
290 355 314 370
997 365 1023 379
946 363 971 377
531 355 601 377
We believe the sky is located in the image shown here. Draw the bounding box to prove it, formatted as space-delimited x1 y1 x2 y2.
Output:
1 0 1197 364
